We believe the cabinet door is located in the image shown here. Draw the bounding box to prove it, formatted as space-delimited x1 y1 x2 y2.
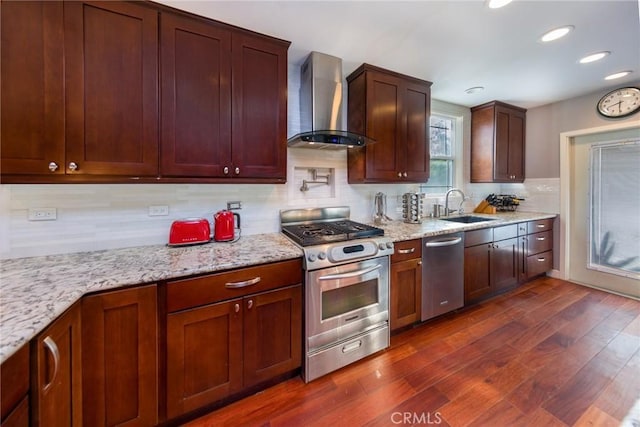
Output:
364 71 403 181
403 81 431 182
64 1 158 176
1 344 29 427
243 285 302 387
160 12 232 178
492 237 519 291
464 244 492 303
82 285 157 427
390 258 422 331
32 303 82 427
1 1 64 176
494 106 525 182
231 32 288 180
166 299 243 419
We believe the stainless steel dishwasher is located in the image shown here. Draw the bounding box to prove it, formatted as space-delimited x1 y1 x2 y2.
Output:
421 232 464 320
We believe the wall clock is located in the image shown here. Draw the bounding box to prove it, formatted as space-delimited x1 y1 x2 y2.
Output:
596 86 640 118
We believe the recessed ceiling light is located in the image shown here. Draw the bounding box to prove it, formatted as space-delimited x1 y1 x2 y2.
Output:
465 86 485 94
540 25 574 42
604 71 632 80
487 0 513 9
579 51 610 64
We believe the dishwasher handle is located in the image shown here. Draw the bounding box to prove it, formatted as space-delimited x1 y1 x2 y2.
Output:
425 237 462 248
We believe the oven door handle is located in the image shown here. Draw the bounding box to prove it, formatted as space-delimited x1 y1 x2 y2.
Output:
318 264 382 281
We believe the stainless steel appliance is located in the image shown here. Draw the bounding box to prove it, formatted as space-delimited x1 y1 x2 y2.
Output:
286 52 375 149
421 232 464 320
280 207 394 382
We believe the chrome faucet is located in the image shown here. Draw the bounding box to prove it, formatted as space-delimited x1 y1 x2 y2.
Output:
445 188 466 216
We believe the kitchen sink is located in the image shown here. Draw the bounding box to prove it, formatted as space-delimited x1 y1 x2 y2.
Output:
440 215 497 224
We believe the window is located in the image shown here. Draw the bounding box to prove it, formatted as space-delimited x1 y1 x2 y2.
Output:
589 139 640 278
422 114 455 194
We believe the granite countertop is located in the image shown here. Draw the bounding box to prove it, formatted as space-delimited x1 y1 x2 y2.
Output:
0 211 556 363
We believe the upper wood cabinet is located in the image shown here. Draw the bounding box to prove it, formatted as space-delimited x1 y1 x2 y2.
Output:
346 64 432 183
0 1 289 183
0 1 65 177
64 1 160 177
160 13 288 180
470 101 526 183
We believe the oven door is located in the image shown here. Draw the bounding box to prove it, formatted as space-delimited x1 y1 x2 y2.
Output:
306 256 389 351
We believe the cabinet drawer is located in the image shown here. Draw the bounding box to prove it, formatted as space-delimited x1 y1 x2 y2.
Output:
528 218 553 234
493 224 518 241
527 250 553 277
391 239 422 263
464 228 493 247
167 259 302 312
527 231 553 255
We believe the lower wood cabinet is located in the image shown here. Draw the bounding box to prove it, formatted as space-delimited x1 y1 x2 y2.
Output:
81 285 158 427
517 218 554 282
164 259 302 420
1 344 29 427
464 225 519 304
390 239 422 331
31 302 82 426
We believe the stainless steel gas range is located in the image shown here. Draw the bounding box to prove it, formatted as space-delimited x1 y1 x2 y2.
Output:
280 207 394 382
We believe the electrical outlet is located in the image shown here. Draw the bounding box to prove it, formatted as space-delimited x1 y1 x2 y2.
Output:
28 208 57 221
148 205 169 216
227 201 242 210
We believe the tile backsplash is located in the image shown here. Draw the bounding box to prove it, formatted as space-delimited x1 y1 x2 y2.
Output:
0 149 420 259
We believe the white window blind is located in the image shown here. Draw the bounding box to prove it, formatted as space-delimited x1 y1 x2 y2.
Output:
588 139 640 279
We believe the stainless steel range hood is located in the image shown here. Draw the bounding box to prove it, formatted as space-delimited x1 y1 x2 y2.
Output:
287 52 375 150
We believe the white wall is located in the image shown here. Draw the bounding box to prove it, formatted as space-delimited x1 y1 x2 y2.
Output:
526 80 640 178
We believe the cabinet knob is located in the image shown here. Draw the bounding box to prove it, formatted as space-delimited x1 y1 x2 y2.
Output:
417 261 422 265
403 172 408 178
247 300 253 310
48 162 59 172
234 167 240 175
234 303 240 313
68 162 78 171
223 166 229 175
397 172 402 178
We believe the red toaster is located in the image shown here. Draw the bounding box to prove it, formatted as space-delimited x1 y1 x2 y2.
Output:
168 218 211 246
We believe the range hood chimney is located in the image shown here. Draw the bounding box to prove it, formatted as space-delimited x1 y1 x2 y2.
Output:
287 52 375 150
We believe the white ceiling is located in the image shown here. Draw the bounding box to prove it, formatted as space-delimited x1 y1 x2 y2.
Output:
156 0 640 109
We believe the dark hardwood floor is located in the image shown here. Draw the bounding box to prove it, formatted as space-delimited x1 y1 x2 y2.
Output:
186 277 640 426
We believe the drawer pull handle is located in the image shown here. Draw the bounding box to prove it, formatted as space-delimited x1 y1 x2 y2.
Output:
342 340 362 353
234 303 240 313
536 237 546 241
537 257 546 262
398 248 416 254
247 299 253 310
43 336 60 392
537 224 545 228
440 300 449 306
225 276 261 288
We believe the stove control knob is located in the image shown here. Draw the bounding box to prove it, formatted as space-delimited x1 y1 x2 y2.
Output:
378 243 386 251
308 254 317 263
386 242 394 250
317 252 327 260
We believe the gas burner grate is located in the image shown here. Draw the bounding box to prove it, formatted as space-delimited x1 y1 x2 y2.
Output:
282 220 384 247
